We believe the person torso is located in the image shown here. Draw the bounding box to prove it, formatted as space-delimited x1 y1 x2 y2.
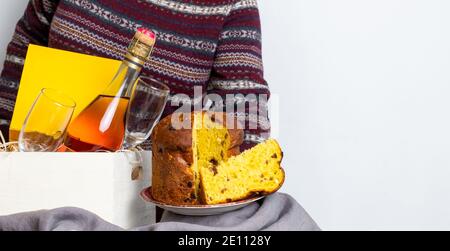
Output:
48 0 235 115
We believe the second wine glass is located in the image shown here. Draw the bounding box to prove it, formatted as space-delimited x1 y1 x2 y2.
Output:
122 77 170 150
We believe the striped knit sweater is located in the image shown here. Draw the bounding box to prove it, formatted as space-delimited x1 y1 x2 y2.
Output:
0 0 270 150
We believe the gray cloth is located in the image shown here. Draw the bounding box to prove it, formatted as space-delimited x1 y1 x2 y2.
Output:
0 193 320 231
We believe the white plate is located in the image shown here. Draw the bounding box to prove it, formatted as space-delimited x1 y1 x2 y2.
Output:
140 187 264 216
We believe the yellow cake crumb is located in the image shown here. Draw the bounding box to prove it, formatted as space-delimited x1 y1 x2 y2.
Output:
200 139 285 205
191 112 285 205
192 112 231 200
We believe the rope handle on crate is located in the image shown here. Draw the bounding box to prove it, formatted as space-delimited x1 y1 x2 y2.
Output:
117 147 145 181
74 147 145 181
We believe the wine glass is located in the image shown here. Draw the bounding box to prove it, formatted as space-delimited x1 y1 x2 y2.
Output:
122 77 170 150
19 88 76 152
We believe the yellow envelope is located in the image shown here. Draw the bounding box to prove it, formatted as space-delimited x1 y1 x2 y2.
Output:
9 44 121 141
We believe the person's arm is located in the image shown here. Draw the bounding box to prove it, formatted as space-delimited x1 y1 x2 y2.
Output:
207 0 270 150
0 0 59 139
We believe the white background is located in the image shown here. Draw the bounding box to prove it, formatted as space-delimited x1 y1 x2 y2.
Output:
1 0 450 230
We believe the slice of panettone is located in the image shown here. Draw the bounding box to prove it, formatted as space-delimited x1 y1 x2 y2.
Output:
199 139 285 205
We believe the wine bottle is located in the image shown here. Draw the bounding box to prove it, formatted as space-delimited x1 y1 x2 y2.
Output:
64 28 156 152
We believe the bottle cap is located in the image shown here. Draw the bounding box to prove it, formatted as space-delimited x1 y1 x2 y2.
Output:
135 27 156 47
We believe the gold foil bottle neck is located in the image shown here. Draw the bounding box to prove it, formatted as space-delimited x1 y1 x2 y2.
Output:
126 28 156 67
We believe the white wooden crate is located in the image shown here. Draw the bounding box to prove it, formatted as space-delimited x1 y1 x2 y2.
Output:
0 151 154 229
